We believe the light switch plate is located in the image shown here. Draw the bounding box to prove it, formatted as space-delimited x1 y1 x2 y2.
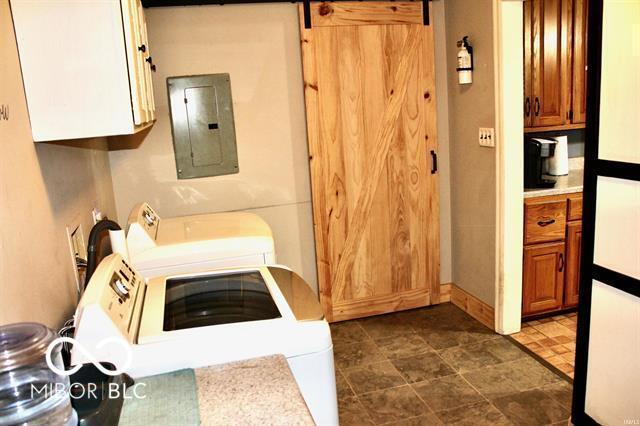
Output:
479 127 495 147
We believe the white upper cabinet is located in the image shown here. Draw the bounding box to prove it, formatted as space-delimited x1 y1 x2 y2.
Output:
10 0 156 142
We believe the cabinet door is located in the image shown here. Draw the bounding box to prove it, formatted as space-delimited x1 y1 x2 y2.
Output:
136 0 156 121
523 241 566 316
571 0 588 123
524 0 534 127
564 220 582 307
121 0 147 125
531 0 570 127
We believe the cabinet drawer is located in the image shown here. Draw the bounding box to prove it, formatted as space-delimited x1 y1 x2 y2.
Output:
524 198 567 244
567 194 583 221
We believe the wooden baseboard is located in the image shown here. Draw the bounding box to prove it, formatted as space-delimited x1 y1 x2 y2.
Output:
450 283 495 330
439 283 452 303
331 287 431 322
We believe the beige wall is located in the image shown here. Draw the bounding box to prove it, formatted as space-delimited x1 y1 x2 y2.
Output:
0 0 117 328
108 3 318 290
445 0 497 306
433 0 453 285
108 3 454 291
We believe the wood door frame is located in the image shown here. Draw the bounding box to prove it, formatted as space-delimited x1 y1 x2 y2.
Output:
299 1 439 322
494 0 525 334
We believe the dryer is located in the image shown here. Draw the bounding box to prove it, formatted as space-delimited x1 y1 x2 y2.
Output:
117 203 276 278
72 254 338 425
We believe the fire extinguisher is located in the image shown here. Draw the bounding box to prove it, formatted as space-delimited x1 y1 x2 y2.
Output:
456 36 473 85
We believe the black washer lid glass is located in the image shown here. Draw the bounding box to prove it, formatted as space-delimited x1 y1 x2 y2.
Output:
163 271 281 331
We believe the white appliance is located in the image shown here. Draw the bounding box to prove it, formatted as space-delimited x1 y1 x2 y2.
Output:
116 203 276 278
72 254 338 425
548 135 569 176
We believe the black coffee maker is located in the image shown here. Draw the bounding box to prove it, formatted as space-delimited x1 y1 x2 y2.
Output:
524 139 557 189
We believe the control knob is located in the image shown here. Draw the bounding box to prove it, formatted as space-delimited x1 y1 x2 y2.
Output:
143 211 155 226
113 279 130 299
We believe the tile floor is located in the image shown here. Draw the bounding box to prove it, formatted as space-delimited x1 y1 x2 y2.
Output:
331 303 573 425
511 313 578 378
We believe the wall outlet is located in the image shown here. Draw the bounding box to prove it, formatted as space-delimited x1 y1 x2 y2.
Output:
66 222 86 293
92 208 103 224
479 127 495 147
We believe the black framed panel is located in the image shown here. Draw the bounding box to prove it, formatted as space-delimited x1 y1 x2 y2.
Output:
571 0 640 424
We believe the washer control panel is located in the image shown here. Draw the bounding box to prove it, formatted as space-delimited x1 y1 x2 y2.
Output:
79 254 146 342
135 203 160 240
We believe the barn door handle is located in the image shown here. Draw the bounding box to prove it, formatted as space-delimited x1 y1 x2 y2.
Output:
534 97 541 116
558 253 565 272
430 150 438 174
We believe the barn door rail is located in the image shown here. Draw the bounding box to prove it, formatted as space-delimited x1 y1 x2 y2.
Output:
142 0 431 29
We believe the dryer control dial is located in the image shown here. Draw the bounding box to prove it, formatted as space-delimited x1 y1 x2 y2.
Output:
112 279 130 299
143 211 155 226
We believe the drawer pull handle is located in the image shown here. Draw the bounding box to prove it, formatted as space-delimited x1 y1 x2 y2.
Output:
537 218 556 227
559 253 565 272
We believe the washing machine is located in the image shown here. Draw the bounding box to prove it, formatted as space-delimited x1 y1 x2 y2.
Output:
115 203 276 278
72 254 338 425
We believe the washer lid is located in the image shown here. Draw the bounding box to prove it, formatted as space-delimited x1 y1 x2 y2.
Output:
162 270 281 332
156 212 273 245
0 323 55 371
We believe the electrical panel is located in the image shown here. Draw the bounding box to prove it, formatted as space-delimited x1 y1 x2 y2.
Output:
167 74 239 179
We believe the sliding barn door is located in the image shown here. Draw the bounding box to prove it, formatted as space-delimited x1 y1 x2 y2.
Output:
299 2 439 322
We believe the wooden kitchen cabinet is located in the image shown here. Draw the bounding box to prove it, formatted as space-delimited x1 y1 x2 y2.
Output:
10 0 155 142
523 241 566 316
523 0 588 131
564 220 582 307
522 192 583 318
524 197 567 245
570 0 589 124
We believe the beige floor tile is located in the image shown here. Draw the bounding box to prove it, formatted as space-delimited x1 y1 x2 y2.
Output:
512 334 533 345
551 345 570 355
527 331 546 341
533 322 574 338
525 342 543 351
553 335 573 344
538 349 556 359
556 363 574 374
539 337 560 347
546 355 565 365
560 352 576 363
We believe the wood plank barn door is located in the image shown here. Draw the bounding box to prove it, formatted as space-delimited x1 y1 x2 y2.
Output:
299 1 440 322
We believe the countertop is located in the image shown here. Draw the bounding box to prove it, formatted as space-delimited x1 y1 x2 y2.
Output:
195 355 314 426
119 355 314 426
524 158 584 198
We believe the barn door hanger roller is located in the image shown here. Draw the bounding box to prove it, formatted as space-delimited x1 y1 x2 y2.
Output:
302 0 432 29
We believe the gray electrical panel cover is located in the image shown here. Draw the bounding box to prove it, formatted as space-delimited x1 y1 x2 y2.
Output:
167 74 239 179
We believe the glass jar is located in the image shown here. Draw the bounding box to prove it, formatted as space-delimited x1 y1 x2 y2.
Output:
0 323 76 425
